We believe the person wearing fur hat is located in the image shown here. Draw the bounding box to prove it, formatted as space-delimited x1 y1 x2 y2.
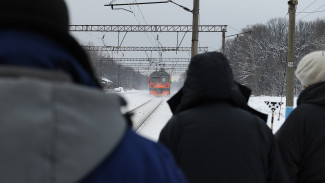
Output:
275 51 325 183
0 0 187 183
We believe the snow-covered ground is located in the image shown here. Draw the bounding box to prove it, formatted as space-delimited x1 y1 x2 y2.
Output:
248 96 295 133
118 90 296 142
118 90 172 141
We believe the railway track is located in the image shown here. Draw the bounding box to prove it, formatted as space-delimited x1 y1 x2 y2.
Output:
128 98 164 131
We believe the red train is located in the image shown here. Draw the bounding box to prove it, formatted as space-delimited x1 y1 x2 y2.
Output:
149 69 171 96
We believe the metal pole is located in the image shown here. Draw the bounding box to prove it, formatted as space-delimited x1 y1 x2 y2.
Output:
222 28 226 53
271 111 274 132
191 0 199 57
118 64 120 87
286 0 298 118
100 59 103 78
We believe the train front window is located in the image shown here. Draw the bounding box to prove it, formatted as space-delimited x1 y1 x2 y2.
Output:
161 76 169 83
151 77 159 82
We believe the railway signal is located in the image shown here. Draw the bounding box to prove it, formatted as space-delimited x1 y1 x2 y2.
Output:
264 101 284 132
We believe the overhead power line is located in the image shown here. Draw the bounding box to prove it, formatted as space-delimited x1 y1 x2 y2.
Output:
105 0 170 7
297 0 318 16
298 9 325 13
300 3 325 20
169 0 192 12
226 31 252 38
227 26 240 32
105 0 192 12
129 0 163 54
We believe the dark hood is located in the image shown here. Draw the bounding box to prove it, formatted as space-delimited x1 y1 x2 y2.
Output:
0 0 100 88
0 31 99 88
175 52 246 112
168 52 267 122
297 81 325 107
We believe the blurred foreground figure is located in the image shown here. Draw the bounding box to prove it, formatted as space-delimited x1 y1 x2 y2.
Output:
0 0 187 182
276 51 325 183
159 52 290 183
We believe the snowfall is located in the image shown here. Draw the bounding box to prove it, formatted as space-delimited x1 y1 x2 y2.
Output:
116 89 296 142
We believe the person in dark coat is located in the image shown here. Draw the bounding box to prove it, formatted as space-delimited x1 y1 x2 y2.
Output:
0 0 188 183
275 51 325 183
159 52 290 183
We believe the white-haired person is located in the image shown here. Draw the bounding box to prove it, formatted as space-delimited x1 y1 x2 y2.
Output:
276 51 325 183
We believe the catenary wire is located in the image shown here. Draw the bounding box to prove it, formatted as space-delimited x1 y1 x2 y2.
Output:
297 0 318 16
300 3 325 20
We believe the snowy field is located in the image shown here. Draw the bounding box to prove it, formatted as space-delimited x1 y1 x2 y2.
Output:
117 89 296 142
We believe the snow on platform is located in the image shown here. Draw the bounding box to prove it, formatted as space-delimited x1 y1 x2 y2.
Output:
118 90 295 142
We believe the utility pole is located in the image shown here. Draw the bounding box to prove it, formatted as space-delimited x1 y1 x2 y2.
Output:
222 28 226 53
286 0 298 118
191 0 199 57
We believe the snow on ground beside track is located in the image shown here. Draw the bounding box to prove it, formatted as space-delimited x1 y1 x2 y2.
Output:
116 90 172 141
130 98 164 130
118 90 154 111
136 97 172 141
248 96 297 133
116 90 298 142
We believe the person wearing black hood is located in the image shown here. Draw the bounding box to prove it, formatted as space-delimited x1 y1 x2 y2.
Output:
159 52 290 183
275 51 325 183
0 0 188 183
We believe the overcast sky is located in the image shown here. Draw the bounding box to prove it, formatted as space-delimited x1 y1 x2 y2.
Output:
65 0 325 75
